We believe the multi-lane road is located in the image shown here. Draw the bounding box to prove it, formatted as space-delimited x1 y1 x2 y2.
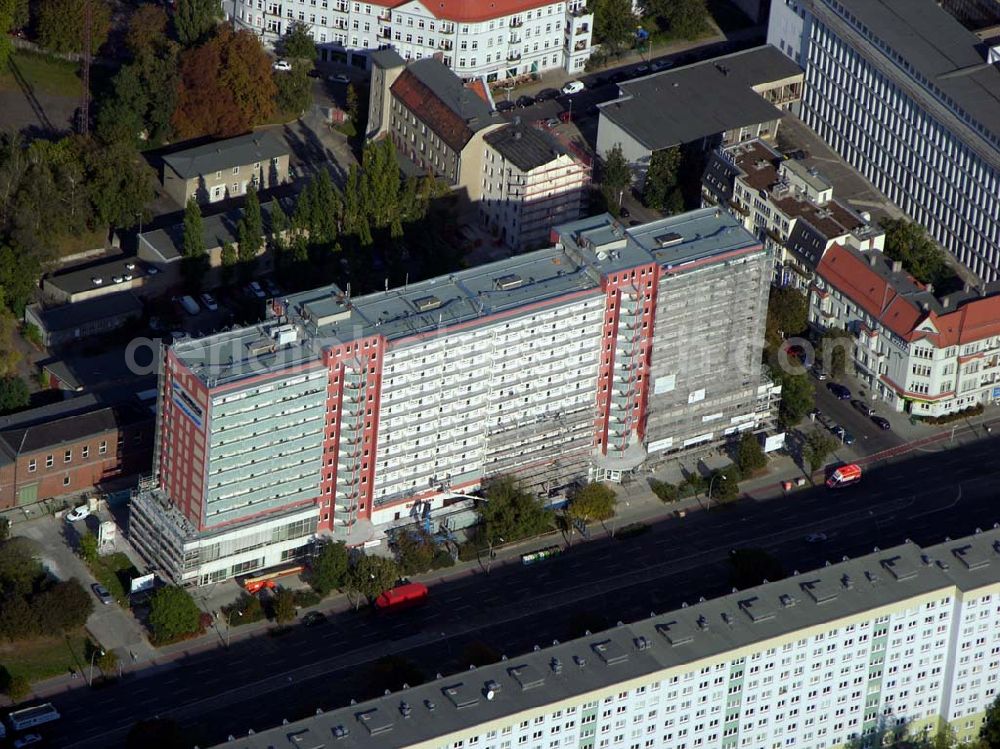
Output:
43 432 999 748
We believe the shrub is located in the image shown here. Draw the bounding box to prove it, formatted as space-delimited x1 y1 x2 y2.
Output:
222 593 264 625
293 589 322 608
5 674 30 702
148 586 202 645
648 479 677 503
918 403 984 425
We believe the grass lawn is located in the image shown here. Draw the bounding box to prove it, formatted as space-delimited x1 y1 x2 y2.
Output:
0 50 82 98
89 552 139 606
51 227 109 259
0 629 90 683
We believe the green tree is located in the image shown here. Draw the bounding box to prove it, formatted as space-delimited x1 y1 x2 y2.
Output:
590 0 636 53
0 537 42 597
776 372 814 427
38 0 110 53
881 218 949 287
5 673 30 702
237 185 263 274
269 201 289 252
0 516 9 541
477 475 552 544
644 0 709 38
275 62 312 115
309 540 349 596
346 554 400 604
272 586 296 624
220 241 237 286
346 83 360 125
648 478 677 503
148 586 201 644
0 246 38 316
0 375 28 413
981 694 1000 747
362 139 403 232
729 548 786 589
600 144 632 217
819 326 852 379
707 468 740 502
737 432 767 475
78 532 99 563
680 471 705 498
181 197 207 290
395 531 438 576
222 592 264 624
83 140 155 229
278 20 317 61
96 648 119 676
567 482 617 523
173 0 222 46
803 430 838 473
32 579 93 635
97 52 180 147
643 147 683 213
765 286 808 352
126 4 170 58
0 595 37 641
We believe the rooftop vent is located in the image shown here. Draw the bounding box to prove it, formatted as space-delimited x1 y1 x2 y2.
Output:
495 273 523 290
738 596 776 623
508 664 545 691
246 337 276 356
91 276 103 286
591 639 629 665
653 232 683 248
952 544 991 571
634 635 652 650
442 683 480 709
413 295 442 312
881 556 918 581
801 579 839 604
356 708 394 736
332 725 349 739
779 594 796 608
656 621 693 646
288 729 326 749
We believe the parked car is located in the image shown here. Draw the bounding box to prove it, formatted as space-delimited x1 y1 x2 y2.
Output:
561 80 585 95
200 292 219 311
805 533 828 543
871 415 892 430
65 505 90 522
851 399 875 417
14 734 43 748
833 426 856 445
536 88 560 101
826 382 851 399
544 117 559 129
248 281 266 299
495 100 516 112
650 59 674 72
178 295 200 315
634 64 650 75
264 279 282 297
328 73 350 84
302 611 327 627
515 94 535 108
272 60 292 72
92 583 114 606
811 365 828 380
619 206 630 218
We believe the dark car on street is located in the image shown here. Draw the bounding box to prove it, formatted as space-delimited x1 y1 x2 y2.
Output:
871 415 891 430
515 95 535 108
495 100 516 112
302 611 327 627
535 88 560 101
609 71 629 84
851 399 875 417
827 382 851 399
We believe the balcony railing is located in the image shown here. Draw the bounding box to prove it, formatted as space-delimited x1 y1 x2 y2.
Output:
510 18 522 27
508 50 521 61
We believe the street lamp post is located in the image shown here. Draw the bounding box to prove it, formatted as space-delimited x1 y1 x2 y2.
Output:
707 474 727 511
486 536 505 574
225 609 243 648
88 648 105 686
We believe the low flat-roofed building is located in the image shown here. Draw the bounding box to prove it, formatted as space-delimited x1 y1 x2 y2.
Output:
702 138 884 286
210 528 1000 749
161 131 290 207
597 45 803 186
480 121 591 251
25 292 144 348
41 255 152 304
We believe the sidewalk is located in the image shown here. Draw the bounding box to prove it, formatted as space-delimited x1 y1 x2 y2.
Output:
25 411 996 702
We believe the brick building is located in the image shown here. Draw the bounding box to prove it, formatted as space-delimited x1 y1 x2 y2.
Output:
0 396 154 509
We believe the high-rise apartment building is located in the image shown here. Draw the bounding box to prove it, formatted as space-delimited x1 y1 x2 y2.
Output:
130 209 773 585
231 0 593 81
212 528 1000 749
768 0 1000 281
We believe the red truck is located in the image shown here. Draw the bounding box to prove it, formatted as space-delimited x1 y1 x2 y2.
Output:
375 582 429 611
826 463 862 489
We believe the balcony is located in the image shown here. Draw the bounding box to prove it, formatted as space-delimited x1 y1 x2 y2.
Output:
575 24 589 35
573 40 588 51
508 50 521 61
510 17 522 27
509 33 521 44
439 39 452 50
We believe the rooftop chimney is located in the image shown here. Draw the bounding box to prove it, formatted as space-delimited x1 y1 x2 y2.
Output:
891 260 902 273
925 283 934 294
868 254 877 267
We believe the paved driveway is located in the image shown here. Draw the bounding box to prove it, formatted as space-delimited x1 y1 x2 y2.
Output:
15 515 155 662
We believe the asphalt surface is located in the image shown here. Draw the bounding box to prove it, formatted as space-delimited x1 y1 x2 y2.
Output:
810 376 905 456
32 433 1000 748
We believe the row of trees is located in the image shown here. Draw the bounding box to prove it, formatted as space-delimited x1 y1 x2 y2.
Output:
589 0 709 56
97 11 320 147
0 537 93 643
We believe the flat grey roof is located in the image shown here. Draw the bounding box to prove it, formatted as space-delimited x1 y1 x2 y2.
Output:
369 47 405 69
484 121 568 172
599 45 802 151
212 528 1000 749
170 209 759 386
29 292 143 333
44 255 146 295
139 197 292 262
162 131 287 180
809 0 1000 165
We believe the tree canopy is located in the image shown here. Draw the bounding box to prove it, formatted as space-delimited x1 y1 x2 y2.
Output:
643 147 684 213
148 586 202 644
279 21 317 61
181 197 207 289
803 429 838 473
881 218 950 287
173 0 223 47
567 482 617 523
309 540 349 596
590 0 636 53
0 375 28 414
819 326 852 378
477 475 552 544
775 370 814 427
765 286 808 352
172 28 276 139
736 432 767 475
642 0 709 39
346 554 400 602
600 144 632 217
38 0 111 54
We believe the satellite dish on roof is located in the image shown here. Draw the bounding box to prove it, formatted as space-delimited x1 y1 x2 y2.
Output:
486 689 496 701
